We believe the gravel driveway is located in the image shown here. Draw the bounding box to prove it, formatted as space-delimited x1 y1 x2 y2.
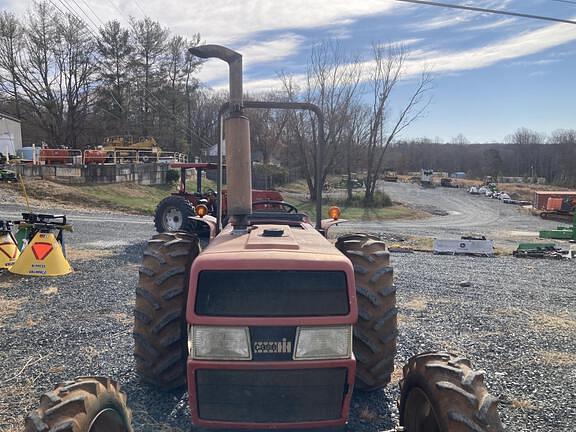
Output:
336 181 564 250
1 199 575 431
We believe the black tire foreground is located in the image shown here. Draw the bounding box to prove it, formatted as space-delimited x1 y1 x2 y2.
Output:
134 232 200 390
154 195 196 233
336 233 397 391
25 376 133 432
399 352 504 432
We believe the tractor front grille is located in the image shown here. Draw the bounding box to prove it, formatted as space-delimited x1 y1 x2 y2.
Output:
195 270 349 317
195 368 347 423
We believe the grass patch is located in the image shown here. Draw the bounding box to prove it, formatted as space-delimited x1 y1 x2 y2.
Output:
538 350 576 366
67 248 116 261
78 183 176 214
404 297 428 311
510 398 537 411
291 197 420 221
533 312 576 332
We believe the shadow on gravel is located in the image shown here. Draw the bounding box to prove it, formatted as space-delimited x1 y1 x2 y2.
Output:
121 242 148 264
122 376 191 431
347 389 396 431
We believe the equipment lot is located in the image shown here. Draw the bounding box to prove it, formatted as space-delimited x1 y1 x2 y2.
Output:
1 181 575 431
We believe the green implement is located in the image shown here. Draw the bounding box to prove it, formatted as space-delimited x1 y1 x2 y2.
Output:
539 213 576 240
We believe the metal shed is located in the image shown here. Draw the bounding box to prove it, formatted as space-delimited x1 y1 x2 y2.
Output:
0 113 22 156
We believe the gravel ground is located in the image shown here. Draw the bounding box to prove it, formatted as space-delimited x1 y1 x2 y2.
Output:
1 197 575 431
335 181 564 251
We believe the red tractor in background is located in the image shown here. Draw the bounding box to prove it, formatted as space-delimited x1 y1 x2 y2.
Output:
26 45 503 432
154 162 283 233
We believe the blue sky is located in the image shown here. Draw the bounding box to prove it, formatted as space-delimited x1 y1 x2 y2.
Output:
2 0 576 142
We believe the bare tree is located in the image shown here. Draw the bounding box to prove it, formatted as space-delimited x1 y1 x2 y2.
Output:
281 41 362 199
451 133 469 145
96 20 132 133
0 11 22 118
130 17 168 136
8 3 96 147
362 44 432 204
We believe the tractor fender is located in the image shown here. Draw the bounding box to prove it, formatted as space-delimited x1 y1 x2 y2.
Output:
321 218 348 233
190 215 217 239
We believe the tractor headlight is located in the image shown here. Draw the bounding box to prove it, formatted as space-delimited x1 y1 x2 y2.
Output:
294 326 352 360
189 326 252 360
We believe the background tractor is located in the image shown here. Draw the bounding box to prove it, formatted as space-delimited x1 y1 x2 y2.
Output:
26 45 503 432
153 162 284 234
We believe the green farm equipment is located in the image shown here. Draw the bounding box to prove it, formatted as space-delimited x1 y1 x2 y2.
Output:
539 213 576 241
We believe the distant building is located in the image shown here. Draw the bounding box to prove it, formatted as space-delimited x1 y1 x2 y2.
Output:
451 172 467 179
0 113 22 156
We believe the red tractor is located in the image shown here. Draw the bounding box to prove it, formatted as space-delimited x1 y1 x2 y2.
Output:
154 162 284 233
26 46 503 432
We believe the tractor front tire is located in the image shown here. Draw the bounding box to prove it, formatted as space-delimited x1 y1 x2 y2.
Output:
336 233 397 391
133 232 200 390
154 195 196 233
399 352 504 432
25 376 132 432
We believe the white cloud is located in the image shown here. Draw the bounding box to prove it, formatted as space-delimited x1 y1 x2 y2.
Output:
196 33 304 83
224 19 576 94
463 17 516 31
400 19 576 77
10 0 398 45
407 0 514 32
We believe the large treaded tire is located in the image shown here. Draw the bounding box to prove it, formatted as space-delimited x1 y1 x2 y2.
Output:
133 232 200 390
399 352 504 432
25 376 132 432
336 233 397 391
154 195 195 233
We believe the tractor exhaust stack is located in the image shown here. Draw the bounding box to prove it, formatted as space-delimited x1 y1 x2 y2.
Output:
188 45 251 229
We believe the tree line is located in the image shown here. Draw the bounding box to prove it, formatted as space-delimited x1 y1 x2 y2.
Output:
1 3 574 200
0 2 218 156
382 128 576 186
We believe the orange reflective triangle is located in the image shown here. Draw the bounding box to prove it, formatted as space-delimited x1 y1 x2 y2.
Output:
31 242 53 260
0 242 18 259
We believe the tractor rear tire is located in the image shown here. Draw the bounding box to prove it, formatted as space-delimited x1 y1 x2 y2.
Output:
25 376 132 432
336 233 397 391
133 232 200 390
154 195 196 233
399 352 504 432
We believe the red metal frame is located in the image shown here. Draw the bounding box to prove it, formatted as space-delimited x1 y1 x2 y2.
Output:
187 259 357 326
187 358 356 429
185 233 358 429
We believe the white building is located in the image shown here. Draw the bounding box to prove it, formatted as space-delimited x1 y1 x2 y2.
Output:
0 113 22 156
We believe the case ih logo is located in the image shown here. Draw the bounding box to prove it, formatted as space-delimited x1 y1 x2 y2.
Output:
253 338 292 354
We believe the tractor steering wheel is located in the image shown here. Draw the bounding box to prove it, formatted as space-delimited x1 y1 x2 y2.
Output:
252 200 299 214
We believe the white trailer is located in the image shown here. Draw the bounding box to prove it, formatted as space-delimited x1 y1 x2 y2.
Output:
0 113 22 157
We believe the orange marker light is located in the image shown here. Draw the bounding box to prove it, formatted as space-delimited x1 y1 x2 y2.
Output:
328 206 341 220
196 204 208 218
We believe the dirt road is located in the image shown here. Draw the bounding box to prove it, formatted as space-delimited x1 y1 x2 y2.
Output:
336 181 563 249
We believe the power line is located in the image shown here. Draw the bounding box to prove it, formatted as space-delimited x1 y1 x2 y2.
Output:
45 0 124 123
395 0 576 25
91 0 215 148
53 0 214 148
78 0 107 27
550 0 576 5
68 0 101 30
